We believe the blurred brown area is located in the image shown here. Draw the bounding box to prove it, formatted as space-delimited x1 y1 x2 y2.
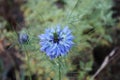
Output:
95 48 120 80
0 0 26 31
0 0 26 80
0 38 23 80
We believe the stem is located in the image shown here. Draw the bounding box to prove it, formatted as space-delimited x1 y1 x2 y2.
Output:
26 51 32 80
58 58 61 80
23 45 32 80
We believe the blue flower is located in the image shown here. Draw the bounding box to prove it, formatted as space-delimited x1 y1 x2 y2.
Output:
38 25 74 59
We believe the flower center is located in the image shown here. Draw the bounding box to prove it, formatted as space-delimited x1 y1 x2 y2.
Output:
53 33 59 43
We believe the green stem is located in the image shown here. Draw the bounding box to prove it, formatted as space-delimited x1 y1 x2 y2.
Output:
58 59 61 80
23 45 32 80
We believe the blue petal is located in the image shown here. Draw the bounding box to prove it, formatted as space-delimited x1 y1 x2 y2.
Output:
40 44 48 51
66 35 74 40
49 43 57 52
56 46 61 56
66 40 74 45
63 27 69 33
56 25 61 33
38 34 46 40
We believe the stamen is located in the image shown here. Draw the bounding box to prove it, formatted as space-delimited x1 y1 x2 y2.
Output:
53 33 59 43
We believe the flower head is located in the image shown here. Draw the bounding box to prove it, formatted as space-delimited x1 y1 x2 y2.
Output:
38 25 74 59
18 33 29 44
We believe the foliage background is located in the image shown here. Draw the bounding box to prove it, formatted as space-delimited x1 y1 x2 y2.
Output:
0 0 117 80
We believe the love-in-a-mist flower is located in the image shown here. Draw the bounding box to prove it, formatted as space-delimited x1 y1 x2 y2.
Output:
38 25 74 59
18 33 29 44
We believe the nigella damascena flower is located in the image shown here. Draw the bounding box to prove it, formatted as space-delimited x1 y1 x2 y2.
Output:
18 33 29 44
38 25 74 59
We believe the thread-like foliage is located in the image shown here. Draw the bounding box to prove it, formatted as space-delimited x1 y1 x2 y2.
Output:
0 0 115 80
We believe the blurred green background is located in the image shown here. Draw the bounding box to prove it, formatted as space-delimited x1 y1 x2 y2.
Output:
0 0 119 80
